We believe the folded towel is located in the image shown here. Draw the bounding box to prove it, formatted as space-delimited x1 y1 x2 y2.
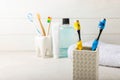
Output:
68 40 120 67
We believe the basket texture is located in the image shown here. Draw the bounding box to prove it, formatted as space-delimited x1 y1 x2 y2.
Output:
73 47 99 80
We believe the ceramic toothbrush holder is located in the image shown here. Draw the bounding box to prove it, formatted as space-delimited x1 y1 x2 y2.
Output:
35 35 52 58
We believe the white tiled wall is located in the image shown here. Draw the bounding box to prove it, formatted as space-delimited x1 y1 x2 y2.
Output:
0 0 120 51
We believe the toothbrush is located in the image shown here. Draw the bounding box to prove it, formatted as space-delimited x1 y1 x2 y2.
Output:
92 18 106 51
47 17 52 36
37 13 46 36
27 13 40 34
73 20 83 50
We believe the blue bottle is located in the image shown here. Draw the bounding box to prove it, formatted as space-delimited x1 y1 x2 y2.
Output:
59 18 77 58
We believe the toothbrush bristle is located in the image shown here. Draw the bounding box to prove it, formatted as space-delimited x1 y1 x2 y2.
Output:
47 17 52 23
99 18 106 29
37 13 41 20
27 13 33 22
73 20 80 30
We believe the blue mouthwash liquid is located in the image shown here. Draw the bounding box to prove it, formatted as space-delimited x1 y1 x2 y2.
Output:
59 18 77 58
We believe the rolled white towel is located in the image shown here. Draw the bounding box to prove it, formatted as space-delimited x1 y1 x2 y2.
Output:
68 40 120 67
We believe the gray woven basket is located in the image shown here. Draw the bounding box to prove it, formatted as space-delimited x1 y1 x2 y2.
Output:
73 47 99 80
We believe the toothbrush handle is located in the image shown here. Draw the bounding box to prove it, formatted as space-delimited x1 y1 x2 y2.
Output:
76 40 83 50
77 30 81 41
47 22 51 36
92 39 98 51
96 29 103 40
92 29 102 51
38 19 46 36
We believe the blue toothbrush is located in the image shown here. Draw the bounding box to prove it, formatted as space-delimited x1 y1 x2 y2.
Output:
92 18 106 51
27 13 41 34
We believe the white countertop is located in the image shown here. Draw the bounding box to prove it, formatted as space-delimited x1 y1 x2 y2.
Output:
0 52 120 80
